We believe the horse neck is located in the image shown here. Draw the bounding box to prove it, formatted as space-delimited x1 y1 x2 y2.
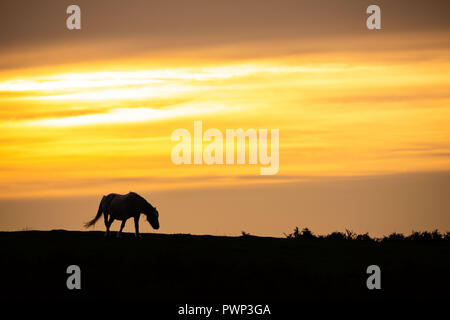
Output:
137 196 150 212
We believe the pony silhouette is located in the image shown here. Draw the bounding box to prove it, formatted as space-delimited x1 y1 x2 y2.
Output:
84 192 159 237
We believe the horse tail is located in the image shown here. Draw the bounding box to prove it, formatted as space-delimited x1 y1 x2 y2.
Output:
84 196 104 228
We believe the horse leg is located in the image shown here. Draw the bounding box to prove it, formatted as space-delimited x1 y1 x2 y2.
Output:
134 216 141 238
104 213 109 237
106 216 115 237
117 220 126 238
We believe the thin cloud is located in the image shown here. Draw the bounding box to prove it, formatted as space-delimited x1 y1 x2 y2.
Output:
24 104 227 127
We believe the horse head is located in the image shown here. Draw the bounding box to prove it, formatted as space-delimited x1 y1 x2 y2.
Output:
145 202 159 230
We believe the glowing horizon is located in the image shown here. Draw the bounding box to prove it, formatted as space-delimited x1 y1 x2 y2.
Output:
1 50 450 200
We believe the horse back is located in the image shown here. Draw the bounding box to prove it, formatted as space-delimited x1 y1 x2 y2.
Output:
105 192 142 215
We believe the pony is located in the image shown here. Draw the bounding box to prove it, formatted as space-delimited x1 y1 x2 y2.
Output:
84 192 159 237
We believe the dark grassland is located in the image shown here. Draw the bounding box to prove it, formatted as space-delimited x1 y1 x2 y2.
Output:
0 230 449 300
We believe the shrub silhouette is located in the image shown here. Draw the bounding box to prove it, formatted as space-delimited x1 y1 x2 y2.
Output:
344 229 357 240
325 231 346 241
383 232 405 242
355 232 371 241
431 229 443 241
405 230 444 241
300 227 315 240
283 226 299 239
409 231 428 241
285 226 449 242
284 227 316 240
241 231 253 238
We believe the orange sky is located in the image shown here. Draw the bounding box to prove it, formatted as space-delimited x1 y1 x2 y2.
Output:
0 0 449 236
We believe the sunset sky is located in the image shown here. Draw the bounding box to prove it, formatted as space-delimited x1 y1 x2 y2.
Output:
1 0 449 236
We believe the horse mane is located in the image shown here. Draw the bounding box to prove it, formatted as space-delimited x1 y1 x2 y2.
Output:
129 191 154 210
